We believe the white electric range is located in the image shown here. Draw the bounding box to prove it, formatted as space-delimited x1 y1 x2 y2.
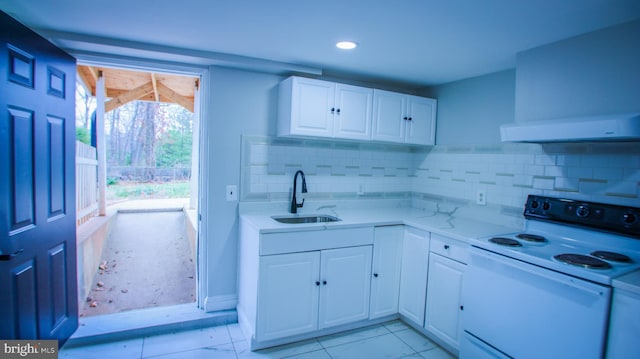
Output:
461 195 640 359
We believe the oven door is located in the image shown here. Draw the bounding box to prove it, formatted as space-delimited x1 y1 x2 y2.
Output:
461 246 611 359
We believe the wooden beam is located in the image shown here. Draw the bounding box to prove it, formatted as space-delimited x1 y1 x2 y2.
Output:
104 81 154 112
157 81 194 112
77 66 100 95
151 73 160 102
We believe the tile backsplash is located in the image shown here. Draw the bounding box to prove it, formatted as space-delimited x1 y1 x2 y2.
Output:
241 136 414 202
241 135 640 208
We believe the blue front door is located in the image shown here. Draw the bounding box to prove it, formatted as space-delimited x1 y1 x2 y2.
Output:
0 10 78 344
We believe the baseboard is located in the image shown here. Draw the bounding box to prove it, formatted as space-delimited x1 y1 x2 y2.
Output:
203 294 238 312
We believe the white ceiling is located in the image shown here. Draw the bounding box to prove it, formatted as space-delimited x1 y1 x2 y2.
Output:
2 0 640 87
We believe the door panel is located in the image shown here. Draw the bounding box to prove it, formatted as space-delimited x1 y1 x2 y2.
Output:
8 107 36 233
1 10 78 343
48 116 66 219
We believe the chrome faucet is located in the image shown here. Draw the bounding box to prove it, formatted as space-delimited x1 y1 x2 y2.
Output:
290 170 307 213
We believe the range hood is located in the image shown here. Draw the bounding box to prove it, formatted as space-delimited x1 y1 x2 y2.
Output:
500 113 640 142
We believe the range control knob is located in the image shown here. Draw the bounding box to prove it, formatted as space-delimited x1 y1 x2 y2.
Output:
623 212 637 224
542 201 551 211
576 205 590 218
530 200 540 209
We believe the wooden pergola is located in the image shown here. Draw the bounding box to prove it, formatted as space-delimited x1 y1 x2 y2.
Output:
76 65 201 215
77 65 199 113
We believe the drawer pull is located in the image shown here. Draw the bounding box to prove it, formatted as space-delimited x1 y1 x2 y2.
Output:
323 280 327 285
315 281 320 286
444 244 450 250
373 273 379 278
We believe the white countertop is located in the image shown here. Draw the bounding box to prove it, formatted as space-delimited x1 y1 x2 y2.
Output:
240 205 521 243
612 269 640 294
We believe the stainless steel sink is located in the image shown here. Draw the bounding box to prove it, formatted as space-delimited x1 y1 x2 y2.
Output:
271 214 341 224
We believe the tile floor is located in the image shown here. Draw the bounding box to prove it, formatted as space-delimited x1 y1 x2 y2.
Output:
60 320 456 359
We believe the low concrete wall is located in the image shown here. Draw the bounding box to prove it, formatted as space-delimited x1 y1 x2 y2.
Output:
76 210 117 305
184 208 197 262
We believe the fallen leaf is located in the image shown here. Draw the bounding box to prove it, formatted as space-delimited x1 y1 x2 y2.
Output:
86 296 93 302
97 281 104 287
121 289 128 293
90 301 98 308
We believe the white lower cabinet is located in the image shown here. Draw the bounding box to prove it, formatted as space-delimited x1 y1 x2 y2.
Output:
256 251 320 341
606 286 640 359
369 225 404 319
319 246 373 328
424 233 468 352
256 245 372 342
398 227 430 326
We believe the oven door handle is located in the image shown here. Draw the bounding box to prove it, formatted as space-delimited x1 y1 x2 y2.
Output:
469 246 609 298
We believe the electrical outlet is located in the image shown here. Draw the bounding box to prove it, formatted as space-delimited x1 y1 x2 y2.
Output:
226 185 238 201
476 190 487 205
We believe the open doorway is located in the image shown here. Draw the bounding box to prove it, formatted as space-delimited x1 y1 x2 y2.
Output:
74 64 202 319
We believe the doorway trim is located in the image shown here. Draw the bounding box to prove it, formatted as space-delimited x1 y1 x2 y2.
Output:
73 52 210 310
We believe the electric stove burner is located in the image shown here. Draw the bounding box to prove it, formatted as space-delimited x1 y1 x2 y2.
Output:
591 251 633 263
516 233 547 242
489 237 522 247
554 254 612 269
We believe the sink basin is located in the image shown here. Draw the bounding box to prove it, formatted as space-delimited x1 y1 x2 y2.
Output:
271 214 341 224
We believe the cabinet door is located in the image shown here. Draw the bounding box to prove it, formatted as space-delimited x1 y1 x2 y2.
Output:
319 246 373 329
257 251 320 341
398 227 429 326
405 96 437 145
334 84 373 140
370 226 403 319
290 77 335 137
425 253 466 350
371 89 406 143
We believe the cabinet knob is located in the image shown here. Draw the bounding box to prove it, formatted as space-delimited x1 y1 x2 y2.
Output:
323 280 327 285
444 244 450 250
315 281 320 286
460 305 464 311
403 116 408 120
331 108 335 114
373 273 379 278
408 117 412 121
336 108 340 114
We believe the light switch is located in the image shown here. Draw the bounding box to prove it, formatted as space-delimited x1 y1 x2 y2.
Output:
226 185 238 201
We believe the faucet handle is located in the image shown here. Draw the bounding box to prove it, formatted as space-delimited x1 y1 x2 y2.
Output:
297 198 305 208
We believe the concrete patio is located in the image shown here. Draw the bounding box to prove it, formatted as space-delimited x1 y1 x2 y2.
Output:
79 198 197 318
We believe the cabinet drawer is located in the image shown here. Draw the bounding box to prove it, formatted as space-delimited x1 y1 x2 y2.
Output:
430 233 468 264
261 227 374 255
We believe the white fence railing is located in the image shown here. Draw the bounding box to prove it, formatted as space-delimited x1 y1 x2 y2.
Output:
76 141 98 226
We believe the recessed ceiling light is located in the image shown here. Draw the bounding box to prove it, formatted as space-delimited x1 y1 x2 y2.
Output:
336 41 358 50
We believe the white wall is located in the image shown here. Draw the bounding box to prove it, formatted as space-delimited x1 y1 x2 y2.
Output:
515 19 640 122
422 69 515 145
203 67 282 310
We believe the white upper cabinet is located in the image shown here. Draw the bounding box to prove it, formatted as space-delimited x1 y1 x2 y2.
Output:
372 89 437 145
279 76 436 145
278 76 372 141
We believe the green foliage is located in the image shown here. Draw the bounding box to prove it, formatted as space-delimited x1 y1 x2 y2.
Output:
107 177 119 186
155 128 192 168
76 127 91 144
